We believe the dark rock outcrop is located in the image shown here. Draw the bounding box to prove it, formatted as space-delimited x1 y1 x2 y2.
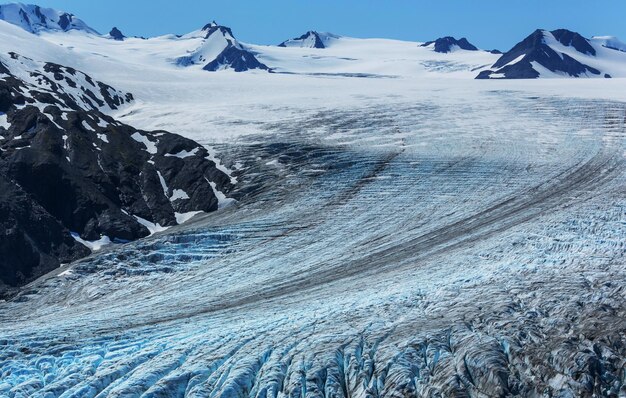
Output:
109 27 125 41
0 174 90 297
551 29 596 55
0 56 234 297
477 29 602 79
203 46 269 72
421 36 478 53
279 31 327 49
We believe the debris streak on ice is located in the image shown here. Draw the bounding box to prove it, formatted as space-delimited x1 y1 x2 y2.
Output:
1 92 625 397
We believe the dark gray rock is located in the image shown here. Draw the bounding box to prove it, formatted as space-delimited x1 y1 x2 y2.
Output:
552 29 596 55
203 46 269 72
279 31 326 49
109 27 125 41
477 29 601 79
421 36 478 53
0 57 234 297
192 22 269 72
0 174 90 299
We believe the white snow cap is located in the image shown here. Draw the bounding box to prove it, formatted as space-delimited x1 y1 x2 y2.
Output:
0 3 98 34
591 36 626 52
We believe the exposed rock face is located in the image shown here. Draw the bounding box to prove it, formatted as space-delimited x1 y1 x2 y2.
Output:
278 31 329 48
176 22 269 72
0 3 98 34
477 29 604 79
421 36 478 53
0 174 90 296
202 45 269 72
552 28 596 55
108 26 125 41
0 55 234 297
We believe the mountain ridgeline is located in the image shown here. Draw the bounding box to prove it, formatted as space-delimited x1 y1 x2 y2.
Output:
0 3 623 78
421 36 478 53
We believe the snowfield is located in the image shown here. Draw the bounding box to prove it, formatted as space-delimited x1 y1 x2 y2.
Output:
1 20 626 397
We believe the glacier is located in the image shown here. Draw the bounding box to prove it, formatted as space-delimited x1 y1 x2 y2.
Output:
0 10 625 397
1 90 625 397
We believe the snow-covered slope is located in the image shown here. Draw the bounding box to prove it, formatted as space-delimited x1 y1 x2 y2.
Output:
0 3 97 34
254 36 498 77
592 35 626 52
278 31 340 48
478 29 626 79
176 22 268 72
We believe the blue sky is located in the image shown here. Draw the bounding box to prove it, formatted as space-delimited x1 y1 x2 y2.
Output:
17 0 626 50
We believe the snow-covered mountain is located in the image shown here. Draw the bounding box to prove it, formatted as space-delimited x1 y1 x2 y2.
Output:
278 31 339 48
420 36 478 53
477 29 626 79
176 21 268 72
0 3 98 34
1 4 623 79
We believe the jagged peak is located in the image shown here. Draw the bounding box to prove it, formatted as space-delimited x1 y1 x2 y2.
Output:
108 26 125 41
477 28 608 79
175 21 268 72
201 20 219 31
199 21 235 39
491 28 596 70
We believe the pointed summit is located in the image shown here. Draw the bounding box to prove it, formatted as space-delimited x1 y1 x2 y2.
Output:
108 27 125 41
201 21 219 31
476 29 605 79
176 22 269 72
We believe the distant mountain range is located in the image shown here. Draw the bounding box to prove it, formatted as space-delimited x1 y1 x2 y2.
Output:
0 3 623 78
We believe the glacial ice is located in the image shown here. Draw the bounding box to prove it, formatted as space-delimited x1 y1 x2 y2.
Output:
1 92 626 397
